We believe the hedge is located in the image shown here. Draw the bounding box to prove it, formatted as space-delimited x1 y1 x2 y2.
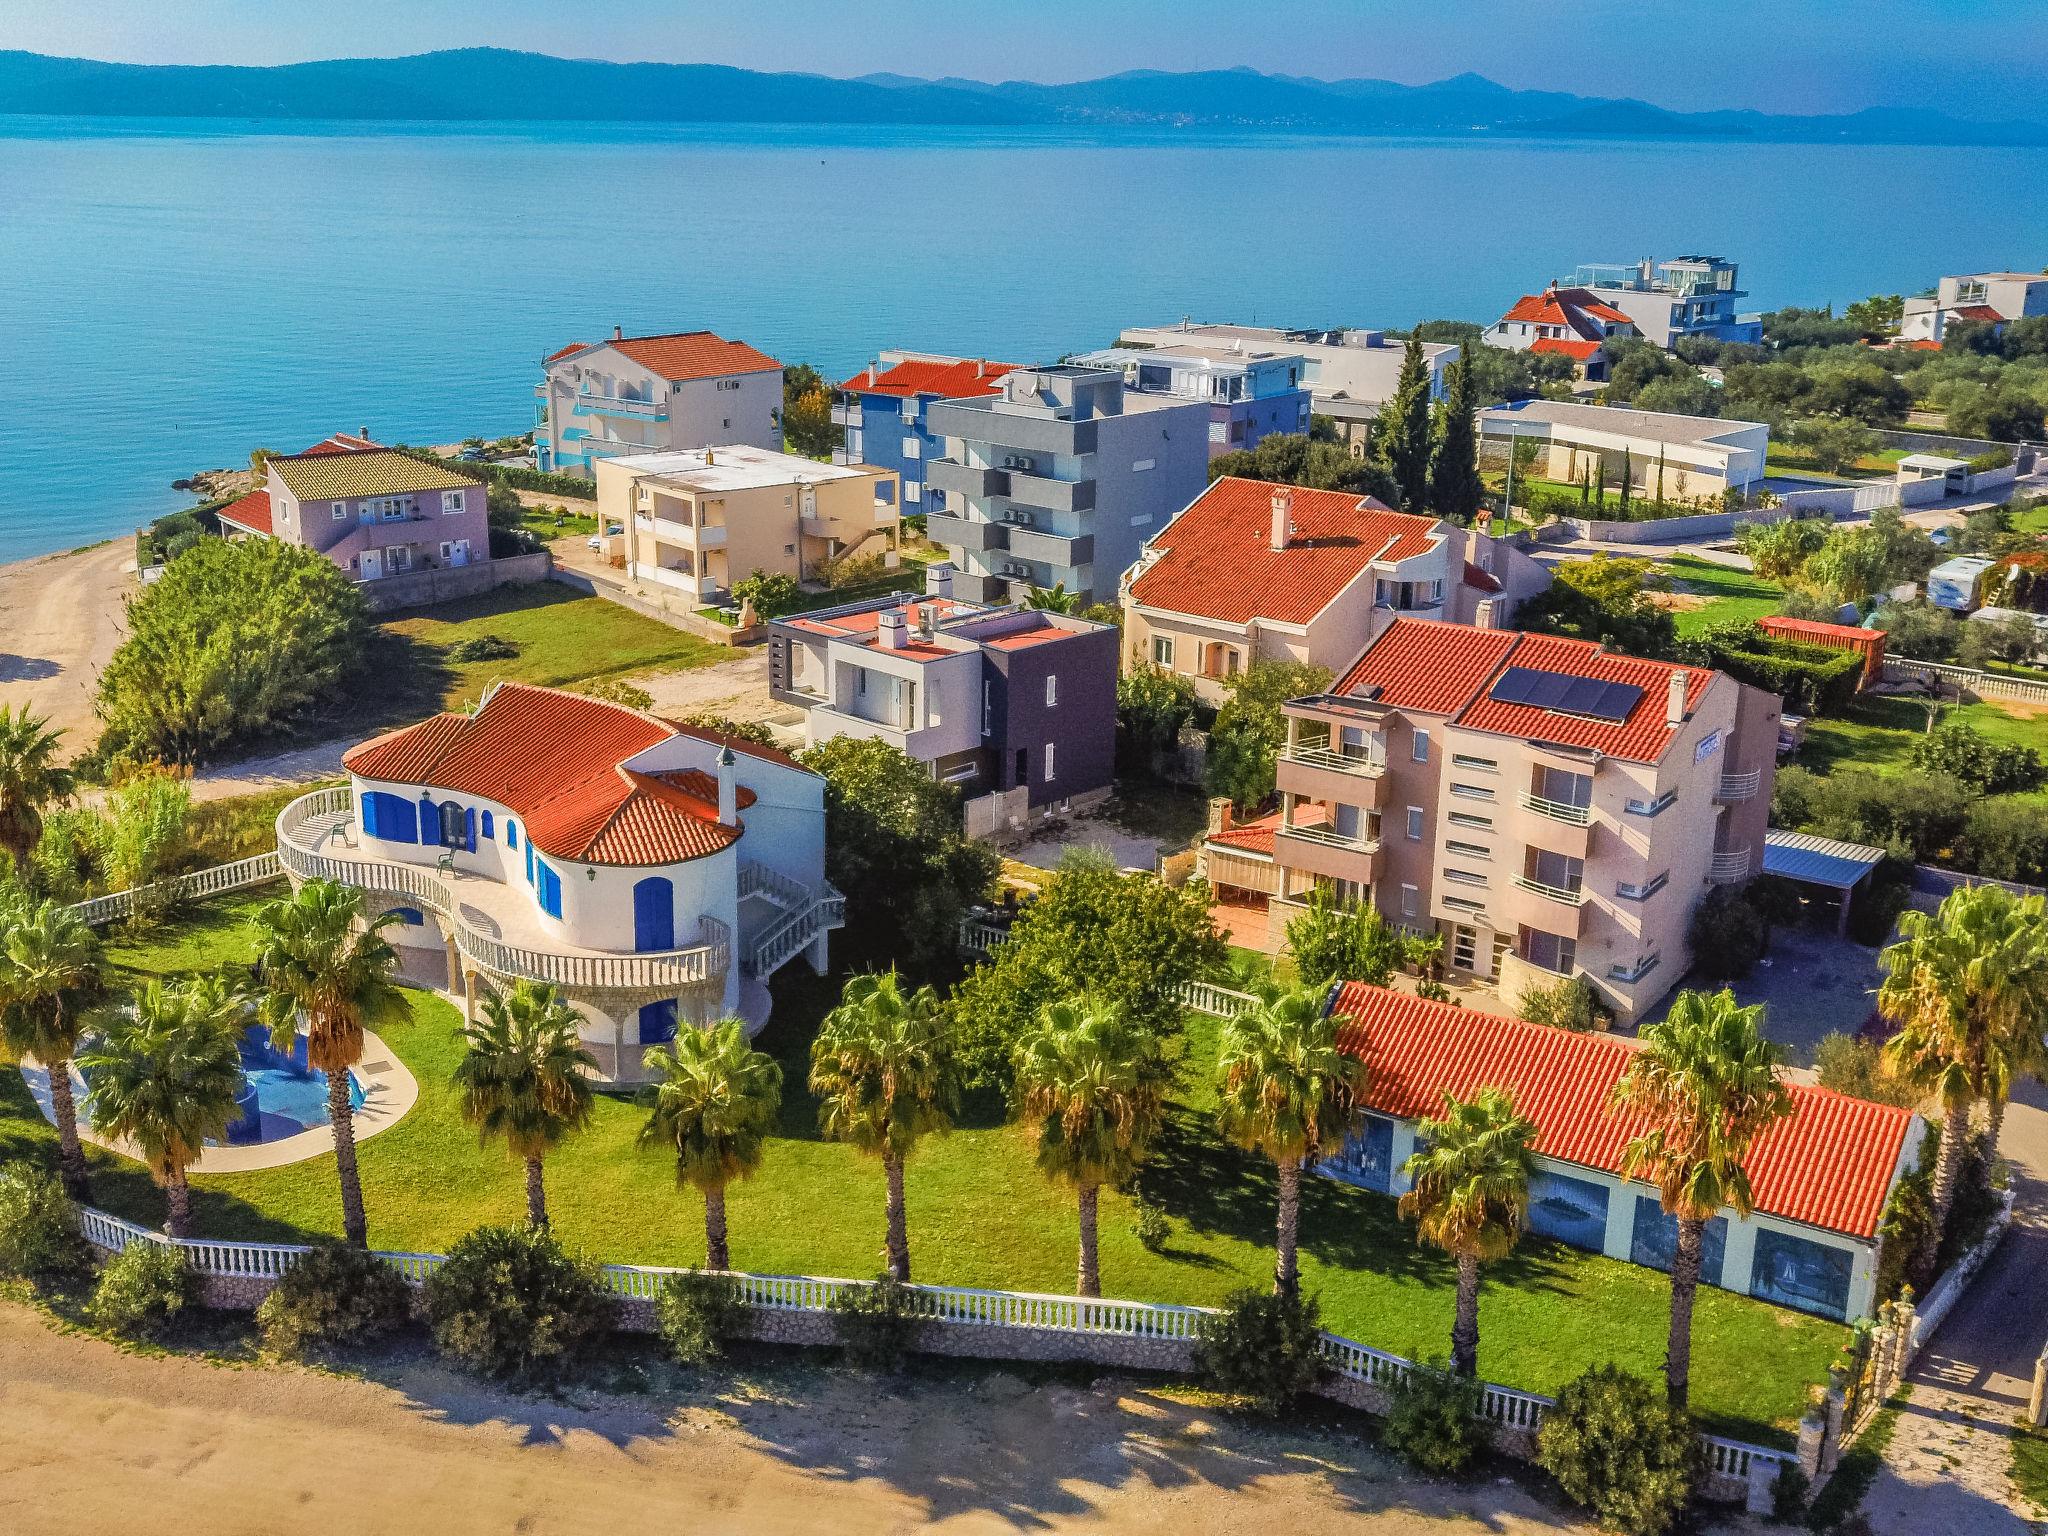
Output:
1683 624 1863 716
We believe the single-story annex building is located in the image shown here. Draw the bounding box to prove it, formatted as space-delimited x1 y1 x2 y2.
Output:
1479 398 1771 499
1319 983 1921 1323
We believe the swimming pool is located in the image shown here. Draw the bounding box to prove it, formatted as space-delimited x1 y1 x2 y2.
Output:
222 1026 366 1146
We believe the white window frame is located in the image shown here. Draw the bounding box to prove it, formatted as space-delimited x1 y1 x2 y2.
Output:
331 501 348 521
1045 673 1058 708
1400 883 1420 918
1152 635 1175 669
1411 729 1430 763
1405 806 1424 841
1043 742 1057 782
442 490 464 515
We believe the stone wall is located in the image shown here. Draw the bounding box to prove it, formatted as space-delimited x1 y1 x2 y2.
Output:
358 552 554 614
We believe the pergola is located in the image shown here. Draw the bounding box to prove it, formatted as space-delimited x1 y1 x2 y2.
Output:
1761 830 1886 936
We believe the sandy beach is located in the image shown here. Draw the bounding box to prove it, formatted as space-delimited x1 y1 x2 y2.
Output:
0 540 132 755
0 1302 1603 1536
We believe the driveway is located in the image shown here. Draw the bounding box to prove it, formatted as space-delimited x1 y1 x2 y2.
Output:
0 540 133 757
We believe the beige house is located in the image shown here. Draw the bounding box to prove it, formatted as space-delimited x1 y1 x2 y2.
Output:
1120 477 1547 703
1268 616 1777 1022
595 446 902 603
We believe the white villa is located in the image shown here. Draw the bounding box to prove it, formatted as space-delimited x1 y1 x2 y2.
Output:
1479 398 1771 502
275 683 843 1082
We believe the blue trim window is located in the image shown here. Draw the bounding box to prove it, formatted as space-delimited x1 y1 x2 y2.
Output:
390 906 425 926
1750 1227 1855 1320
507 820 519 850
361 790 418 844
536 860 563 920
1320 1114 1395 1193
524 837 534 886
481 811 494 840
1526 1168 1610 1251
1630 1196 1728 1287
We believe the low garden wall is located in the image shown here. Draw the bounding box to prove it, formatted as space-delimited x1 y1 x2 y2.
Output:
1880 656 2048 707
74 1203 1786 1511
360 552 554 614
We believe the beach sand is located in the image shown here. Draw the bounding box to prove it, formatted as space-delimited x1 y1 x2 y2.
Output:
0 540 133 756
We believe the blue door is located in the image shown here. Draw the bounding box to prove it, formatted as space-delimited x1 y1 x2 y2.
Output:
638 999 678 1045
633 876 675 953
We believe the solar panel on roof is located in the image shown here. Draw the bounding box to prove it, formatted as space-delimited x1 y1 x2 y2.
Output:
1488 667 1642 723
1489 668 1539 705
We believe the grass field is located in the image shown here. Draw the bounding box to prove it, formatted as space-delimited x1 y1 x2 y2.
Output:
0 895 1849 1445
1656 554 1786 637
1765 445 1910 482
1795 694 2047 778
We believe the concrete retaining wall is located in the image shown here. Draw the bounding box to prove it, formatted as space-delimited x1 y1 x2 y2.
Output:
359 552 553 614
547 566 746 643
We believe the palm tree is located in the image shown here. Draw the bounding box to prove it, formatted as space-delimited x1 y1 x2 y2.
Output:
1012 998 1170 1297
0 898 104 1197
251 879 401 1247
1024 583 1081 613
809 970 960 1282
1612 988 1793 1410
1398 1087 1537 1377
452 980 596 1229
80 976 246 1238
1879 885 2048 1220
1215 984 1370 1298
0 705 73 873
639 1018 783 1269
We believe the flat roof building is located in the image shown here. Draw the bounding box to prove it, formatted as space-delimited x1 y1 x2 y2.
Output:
1479 398 1771 499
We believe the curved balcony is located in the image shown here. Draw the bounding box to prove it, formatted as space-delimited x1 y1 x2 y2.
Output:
1716 770 1762 803
1709 847 1753 884
276 789 729 998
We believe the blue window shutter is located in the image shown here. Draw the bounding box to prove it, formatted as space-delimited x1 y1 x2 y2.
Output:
361 792 379 838
418 798 436 842
508 820 519 850
464 807 477 852
524 839 533 885
481 811 494 840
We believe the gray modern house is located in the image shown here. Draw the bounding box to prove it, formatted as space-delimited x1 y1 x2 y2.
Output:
766 564 1119 812
923 364 1210 606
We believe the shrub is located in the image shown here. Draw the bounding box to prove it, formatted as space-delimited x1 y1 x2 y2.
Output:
1813 1033 1918 1109
577 677 655 711
1959 798 2048 886
1285 883 1412 990
1518 976 1607 1032
826 1274 930 1372
0 1164 92 1285
1847 880 1910 948
257 1243 413 1356
1907 719 2044 794
1687 885 1768 981
732 569 802 618
1535 1364 1700 1536
656 1270 747 1365
1771 1463 1810 1521
1130 1195 1171 1253
445 633 520 664
1682 623 1863 716
1382 1359 1486 1475
88 1240 197 1339
1193 1287 1327 1415
422 1224 612 1382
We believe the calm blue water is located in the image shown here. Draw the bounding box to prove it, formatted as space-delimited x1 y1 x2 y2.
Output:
222 1025 364 1145
5 115 2048 564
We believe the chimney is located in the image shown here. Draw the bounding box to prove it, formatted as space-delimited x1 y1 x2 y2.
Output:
878 608 907 651
918 604 937 640
925 560 954 600
976 359 987 378
613 324 623 341
716 745 738 827
359 425 369 441
1666 669 1688 727
867 365 877 386
704 449 714 466
1207 797 1233 836
1269 488 1294 552
1474 598 1499 629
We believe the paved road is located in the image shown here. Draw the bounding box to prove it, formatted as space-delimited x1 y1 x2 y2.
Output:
1862 1075 2048 1533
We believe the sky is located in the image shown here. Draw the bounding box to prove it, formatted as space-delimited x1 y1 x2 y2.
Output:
1 0 2043 118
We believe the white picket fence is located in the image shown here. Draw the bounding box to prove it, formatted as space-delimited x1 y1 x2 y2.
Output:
63 851 284 928
956 917 1257 1021
73 1201 1790 1496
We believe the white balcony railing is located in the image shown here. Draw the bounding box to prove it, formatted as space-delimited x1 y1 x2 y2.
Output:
1521 793 1592 826
1513 874 1587 907
1282 746 1386 778
572 392 667 419
1709 847 1753 883
1716 770 1762 803
1276 823 1381 854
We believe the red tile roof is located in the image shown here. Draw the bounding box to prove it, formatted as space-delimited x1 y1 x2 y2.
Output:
1335 618 1520 714
1128 478 1445 627
544 342 585 364
841 358 1018 399
342 683 779 865
1329 983 1914 1241
1462 561 1503 594
658 718 812 775
1206 808 1281 857
1953 305 2005 323
1905 339 1943 352
297 431 380 457
1531 337 1603 361
1500 287 1636 336
607 331 782 381
215 488 274 537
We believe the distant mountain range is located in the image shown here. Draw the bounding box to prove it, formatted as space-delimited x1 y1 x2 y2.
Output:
3 48 2044 146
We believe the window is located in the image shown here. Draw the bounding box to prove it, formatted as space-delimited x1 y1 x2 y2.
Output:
1449 782 1495 801
1405 806 1424 841
480 811 494 840
1152 635 1175 668
1626 789 1678 818
331 502 348 521
1451 753 1497 773
1045 674 1058 708
1400 884 1419 917
1525 848 1583 894
1451 925 1480 972
1443 895 1485 914
1616 871 1669 902
1447 810 1493 830
1608 952 1661 983
441 490 464 514
1442 867 1487 886
1750 1228 1856 1320
982 680 993 737
1520 929 1577 975
1532 765 1593 810
506 820 519 850
902 480 922 504
536 860 564 920
1043 743 1057 782
1411 729 1430 763
1631 1198 1727 1288
1445 839 1491 859
359 791 419 845
1526 1169 1611 1251
439 542 452 561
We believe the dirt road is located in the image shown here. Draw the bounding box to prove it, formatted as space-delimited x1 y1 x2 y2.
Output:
0 540 132 754
0 1303 1598 1536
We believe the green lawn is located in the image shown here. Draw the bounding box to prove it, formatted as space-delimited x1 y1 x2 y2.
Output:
2011 1416 2048 1522
1765 445 1909 482
1657 555 1786 638
1795 695 2048 778
2 898 1847 1445
2014 503 2048 536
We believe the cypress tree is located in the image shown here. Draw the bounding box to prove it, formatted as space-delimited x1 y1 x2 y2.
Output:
1375 337 1434 514
1427 357 1484 523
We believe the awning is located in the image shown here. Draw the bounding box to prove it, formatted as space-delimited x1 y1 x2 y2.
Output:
1763 830 1886 890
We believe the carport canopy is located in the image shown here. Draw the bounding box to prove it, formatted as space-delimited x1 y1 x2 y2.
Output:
1763 831 1886 934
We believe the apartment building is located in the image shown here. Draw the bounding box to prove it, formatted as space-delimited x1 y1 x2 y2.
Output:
833 354 1020 512
1121 478 1549 703
1481 286 1642 380
595 445 900 603
768 564 1117 808
1270 617 1777 1021
1117 321 1458 415
1553 258 1762 350
1901 271 2048 344
1069 343 1311 457
923 364 1210 606
535 328 784 476
1479 398 1771 500
217 444 488 584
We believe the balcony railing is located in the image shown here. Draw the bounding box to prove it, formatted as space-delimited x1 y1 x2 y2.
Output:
1282 746 1385 778
1522 794 1592 826
572 393 667 420
1513 874 1587 907
275 789 729 996
1277 823 1381 853
1709 848 1753 883
1716 770 1762 803
831 401 863 429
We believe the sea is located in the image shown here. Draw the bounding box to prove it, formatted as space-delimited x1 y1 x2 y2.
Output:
4 115 2048 565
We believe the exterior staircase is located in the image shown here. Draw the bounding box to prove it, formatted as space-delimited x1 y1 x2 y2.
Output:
738 861 846 978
